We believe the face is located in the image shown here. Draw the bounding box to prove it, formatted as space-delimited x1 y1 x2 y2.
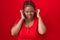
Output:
23 5 35 19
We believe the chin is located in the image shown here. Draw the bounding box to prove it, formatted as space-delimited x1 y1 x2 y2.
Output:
27 18 31 19
28 17 34 20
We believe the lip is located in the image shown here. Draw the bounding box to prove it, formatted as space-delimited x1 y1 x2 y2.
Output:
27 14 31 16
27 15 31 18
27 15 31 17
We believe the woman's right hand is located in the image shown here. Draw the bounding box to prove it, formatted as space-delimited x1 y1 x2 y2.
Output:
20 10 25 20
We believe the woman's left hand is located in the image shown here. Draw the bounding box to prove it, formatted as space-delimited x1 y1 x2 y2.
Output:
36 9 40 18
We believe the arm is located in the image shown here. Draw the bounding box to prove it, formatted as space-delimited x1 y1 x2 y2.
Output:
37 9 46 35
38 17 46 35
11 10 25 36
11 18 24 36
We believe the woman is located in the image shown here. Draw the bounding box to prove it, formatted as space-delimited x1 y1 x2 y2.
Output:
11 1 46 40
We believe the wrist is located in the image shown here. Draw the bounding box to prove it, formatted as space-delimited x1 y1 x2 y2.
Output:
20 18 24 21
37 16 40 18
37 16 41 20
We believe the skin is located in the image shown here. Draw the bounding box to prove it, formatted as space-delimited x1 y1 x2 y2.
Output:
11 5 46 36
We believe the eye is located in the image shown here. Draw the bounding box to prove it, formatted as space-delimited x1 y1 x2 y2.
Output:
30 11 35 13
26 11 29 13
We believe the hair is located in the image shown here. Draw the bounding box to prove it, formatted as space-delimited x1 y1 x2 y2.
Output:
23 0 36 18
23 0 36 10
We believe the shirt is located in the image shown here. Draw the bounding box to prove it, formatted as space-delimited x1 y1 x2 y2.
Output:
15 17 42 40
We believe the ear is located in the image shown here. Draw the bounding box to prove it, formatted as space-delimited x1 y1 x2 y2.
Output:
34 10 37 17
35 9 38 13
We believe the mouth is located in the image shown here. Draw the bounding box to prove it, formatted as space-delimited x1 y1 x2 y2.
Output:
27 15 32 18
27 15 31 18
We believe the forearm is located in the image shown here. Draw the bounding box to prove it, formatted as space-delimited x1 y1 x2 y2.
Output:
38 16 46 35
11 18 24 36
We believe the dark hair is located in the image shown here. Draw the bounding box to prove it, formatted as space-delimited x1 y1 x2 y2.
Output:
23 0 36 10
23 0 36 18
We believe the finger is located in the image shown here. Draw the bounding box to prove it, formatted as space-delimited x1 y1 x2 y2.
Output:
20 10 24 16
20 10 22 13
37 9 40 13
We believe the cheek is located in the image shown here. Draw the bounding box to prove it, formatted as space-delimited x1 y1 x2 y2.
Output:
24 12 35 17
24 13 28 16
31 13 35 16
24 13 28 17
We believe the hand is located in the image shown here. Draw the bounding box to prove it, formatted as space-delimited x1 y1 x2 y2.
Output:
36 9 40 18
20 10 25 20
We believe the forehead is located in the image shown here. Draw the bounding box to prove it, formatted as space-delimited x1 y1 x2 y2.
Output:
24 5 34 11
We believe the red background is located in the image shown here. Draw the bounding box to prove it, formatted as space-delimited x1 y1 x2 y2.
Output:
0 0 60 40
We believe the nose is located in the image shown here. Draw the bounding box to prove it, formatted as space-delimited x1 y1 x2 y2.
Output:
28 12 31 14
